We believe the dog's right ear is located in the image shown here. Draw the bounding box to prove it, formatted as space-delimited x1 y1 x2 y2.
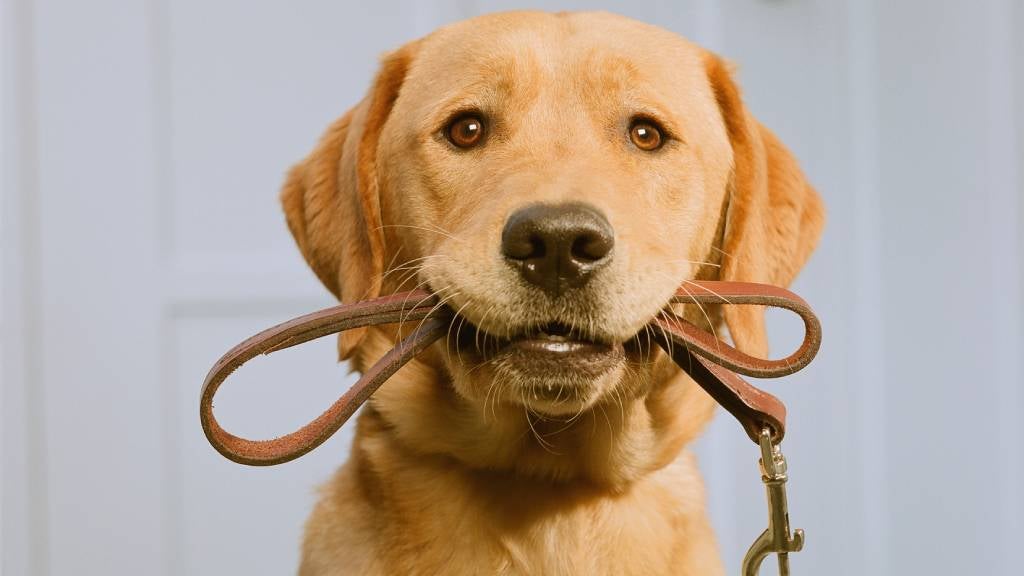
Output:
281 45 415 359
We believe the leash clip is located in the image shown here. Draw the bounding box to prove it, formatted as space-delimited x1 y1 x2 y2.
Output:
741 427 805 576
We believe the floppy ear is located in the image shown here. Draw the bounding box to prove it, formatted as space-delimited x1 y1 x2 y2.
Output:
281 46 414 359
705 54 825 358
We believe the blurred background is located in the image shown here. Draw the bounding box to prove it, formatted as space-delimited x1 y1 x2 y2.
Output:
2 1 1021 574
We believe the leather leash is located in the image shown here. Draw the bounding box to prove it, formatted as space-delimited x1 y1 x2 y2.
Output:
199 280 821 575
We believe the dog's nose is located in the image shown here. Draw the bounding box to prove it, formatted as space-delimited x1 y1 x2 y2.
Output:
501 202 614 296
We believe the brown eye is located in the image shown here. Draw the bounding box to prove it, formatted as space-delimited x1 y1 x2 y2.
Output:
629 119 664 151
446 115 485 148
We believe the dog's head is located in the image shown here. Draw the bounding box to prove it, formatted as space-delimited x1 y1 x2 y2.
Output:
282 12 823 484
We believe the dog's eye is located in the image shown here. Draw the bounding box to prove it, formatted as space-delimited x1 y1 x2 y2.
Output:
628 119 664 151
446 114 485 149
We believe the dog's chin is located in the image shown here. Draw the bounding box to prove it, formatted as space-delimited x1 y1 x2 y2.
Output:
448 318 636 416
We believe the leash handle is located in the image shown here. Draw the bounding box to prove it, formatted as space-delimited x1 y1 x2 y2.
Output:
199 290 448 466
199 280 820 465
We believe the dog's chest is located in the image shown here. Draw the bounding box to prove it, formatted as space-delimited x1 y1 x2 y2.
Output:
376 457 716 575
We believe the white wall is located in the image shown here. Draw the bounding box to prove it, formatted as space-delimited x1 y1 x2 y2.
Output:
0 0 7 572
3 0 43 574
2 1 1021 575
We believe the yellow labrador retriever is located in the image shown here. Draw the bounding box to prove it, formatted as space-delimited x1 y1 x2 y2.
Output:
282 11 823 576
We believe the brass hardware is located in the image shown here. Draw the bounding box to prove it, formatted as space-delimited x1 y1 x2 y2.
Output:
741 427 805 576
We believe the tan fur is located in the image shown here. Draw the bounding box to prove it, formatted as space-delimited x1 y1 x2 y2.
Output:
281 11 824 575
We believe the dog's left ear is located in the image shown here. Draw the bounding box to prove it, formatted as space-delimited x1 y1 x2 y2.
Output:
705 54 826 358
280 44 416 359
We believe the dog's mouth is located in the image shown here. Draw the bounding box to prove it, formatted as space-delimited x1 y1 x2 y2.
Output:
430 287 667 413
505 322 614 354
449 315 631 378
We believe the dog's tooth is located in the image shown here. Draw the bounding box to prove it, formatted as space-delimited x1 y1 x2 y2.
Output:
540 341 573 353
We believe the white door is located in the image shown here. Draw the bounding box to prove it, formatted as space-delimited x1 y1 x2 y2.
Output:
4 1 1022 575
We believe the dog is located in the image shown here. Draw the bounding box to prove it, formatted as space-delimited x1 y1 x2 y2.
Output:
281 11 823 575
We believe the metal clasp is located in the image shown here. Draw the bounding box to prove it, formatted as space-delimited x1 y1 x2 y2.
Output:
741 428 805 576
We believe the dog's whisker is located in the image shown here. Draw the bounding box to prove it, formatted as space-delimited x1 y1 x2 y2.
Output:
380 257 447 289
411 290 461 340
394 279 454 337
656 309 701 375
447 298 476 367
523 401 559 455
376 223 463 244
681 277 733 306
387 265 437 299
654 258 722 268
613 366 630 424
679 282 721 351
710 244 753 272
486 361 506 422
481 364 499 422
381 256 446 279
381 244 406 282
595 400 616 466
656 310 686 363
643 324 658 367
475 303 500 354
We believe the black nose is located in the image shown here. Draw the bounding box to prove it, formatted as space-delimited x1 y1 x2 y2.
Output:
501 202 614 296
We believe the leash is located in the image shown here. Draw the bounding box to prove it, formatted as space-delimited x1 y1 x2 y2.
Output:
199 280 820 575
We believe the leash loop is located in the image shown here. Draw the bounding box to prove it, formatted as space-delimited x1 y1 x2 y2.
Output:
666 281 821 378
200 280 820 463
649 281 821 444
199 290 446 466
